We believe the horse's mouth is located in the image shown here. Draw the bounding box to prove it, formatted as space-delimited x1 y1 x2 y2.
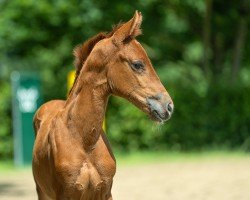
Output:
148 110 170 123
139 102 171 123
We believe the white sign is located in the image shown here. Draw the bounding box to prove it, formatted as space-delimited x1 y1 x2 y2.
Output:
17 87 39 113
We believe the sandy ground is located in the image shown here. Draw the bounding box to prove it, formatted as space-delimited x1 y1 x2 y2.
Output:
0 158 250 200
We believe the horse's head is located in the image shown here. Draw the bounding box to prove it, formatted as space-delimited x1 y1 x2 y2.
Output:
81 11 174 123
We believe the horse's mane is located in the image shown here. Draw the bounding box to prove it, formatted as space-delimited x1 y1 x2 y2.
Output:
74 25 123 75
73 33 107 77
70 24 123 95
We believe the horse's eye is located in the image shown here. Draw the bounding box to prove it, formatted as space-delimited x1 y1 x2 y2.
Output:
131 61 144 72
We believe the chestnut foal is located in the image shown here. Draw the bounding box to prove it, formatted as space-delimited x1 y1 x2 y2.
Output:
33 11 173 200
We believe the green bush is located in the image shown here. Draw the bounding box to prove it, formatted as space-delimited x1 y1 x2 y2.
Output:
0 80 12 159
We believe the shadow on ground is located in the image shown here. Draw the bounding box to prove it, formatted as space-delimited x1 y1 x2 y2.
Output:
0 182 27 196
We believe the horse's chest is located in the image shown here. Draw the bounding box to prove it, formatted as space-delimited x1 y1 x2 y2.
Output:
54 156 114 199
52 130 116 198
75 160 114 191
76 151 115 197
68 160 115 200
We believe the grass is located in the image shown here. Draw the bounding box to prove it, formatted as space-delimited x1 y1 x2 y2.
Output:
0 160 15 171
0 160 31 174
0 150 249 173
114 150 250 166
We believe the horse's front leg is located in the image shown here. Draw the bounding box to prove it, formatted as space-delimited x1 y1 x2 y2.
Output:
36 184 53 200
108 196 113 200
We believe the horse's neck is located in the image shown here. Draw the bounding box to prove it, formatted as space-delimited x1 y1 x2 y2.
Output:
64 72 109 150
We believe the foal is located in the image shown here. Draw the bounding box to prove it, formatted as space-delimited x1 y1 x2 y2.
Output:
33 11 173 200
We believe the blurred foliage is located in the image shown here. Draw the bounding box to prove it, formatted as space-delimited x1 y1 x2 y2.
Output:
0 0 249 158
0 79 12 158
107 67 250 152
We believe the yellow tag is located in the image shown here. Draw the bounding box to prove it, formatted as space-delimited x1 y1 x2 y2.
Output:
67 70 76 93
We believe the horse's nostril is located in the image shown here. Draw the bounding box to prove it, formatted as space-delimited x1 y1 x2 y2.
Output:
149 93 163 101
167 102 174 114
154 93 163 101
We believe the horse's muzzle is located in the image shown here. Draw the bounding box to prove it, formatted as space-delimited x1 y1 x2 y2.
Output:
146 94 174 122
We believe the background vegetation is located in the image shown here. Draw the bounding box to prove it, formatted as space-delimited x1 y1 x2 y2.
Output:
0 0 249 159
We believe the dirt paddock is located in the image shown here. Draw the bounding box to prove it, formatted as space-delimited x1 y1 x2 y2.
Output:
0 156 250 200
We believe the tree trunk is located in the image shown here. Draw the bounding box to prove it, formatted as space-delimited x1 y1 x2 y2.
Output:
202 0 213 78
231 17 248 83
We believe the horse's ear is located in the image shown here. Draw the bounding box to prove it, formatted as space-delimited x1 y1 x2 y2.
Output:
112 10 142 44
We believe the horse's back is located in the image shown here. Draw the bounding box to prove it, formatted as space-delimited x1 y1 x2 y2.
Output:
33 100 65 135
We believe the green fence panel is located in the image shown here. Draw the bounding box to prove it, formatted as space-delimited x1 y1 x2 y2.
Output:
11 71 42 166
